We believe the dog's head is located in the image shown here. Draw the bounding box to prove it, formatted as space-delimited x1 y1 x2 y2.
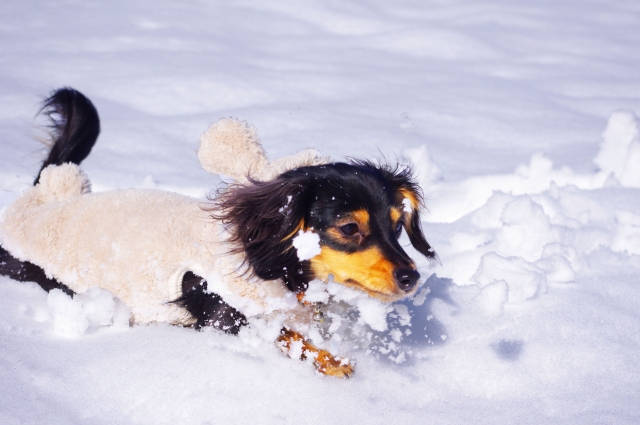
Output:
213 160 436 302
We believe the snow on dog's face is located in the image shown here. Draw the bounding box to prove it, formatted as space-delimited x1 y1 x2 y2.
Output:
213 161 437 301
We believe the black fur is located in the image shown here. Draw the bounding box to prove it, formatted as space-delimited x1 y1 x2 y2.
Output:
0 246 75 296
34 87 100 184
212 160 437 294
172 271 248 334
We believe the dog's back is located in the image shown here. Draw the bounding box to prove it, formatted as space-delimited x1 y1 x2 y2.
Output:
0 89 287 326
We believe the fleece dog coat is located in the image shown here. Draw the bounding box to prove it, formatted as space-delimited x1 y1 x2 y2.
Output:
0 118 328 325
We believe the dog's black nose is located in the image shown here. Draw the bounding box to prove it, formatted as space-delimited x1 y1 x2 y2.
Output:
394 269 420 292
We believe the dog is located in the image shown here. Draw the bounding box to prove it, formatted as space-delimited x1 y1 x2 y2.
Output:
0 88 436 377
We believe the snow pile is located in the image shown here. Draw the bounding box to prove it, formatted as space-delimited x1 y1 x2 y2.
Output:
594 111 640 187
611 210 640 255
473 280 508 316
47 287 131 337
425 112 640 223
428 111 640 314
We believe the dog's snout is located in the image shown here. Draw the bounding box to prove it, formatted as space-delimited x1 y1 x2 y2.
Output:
394 268 420 292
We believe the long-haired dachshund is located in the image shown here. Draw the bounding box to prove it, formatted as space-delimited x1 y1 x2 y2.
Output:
0 88 436 377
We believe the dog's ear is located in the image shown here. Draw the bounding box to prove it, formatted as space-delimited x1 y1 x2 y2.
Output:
211 172 314 292
391 169 438 262
403 196 437 260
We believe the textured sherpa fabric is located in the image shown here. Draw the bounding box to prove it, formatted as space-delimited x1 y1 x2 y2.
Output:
198 118 329 182
0 164 298 325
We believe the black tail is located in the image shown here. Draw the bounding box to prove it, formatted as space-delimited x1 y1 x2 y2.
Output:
34 87 100 185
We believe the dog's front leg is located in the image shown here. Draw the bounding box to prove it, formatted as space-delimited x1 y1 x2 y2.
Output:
277 328 354 378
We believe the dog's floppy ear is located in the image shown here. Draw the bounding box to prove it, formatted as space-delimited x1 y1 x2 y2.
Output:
211 172 314 292
403 194 437 261
392 170 438 262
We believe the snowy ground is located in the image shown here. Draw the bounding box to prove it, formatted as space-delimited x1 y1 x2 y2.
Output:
2 0 640 424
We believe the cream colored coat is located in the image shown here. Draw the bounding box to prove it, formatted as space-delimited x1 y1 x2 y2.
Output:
0 118 328 325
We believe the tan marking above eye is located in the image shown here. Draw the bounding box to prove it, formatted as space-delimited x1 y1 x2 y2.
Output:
350 209 370 234
399 188 419 211
330 209 370 241
309 246 415 302
390 207 403 224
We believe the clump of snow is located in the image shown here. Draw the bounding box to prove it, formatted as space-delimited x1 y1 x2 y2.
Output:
303 277 395 332
355 297 393 332
302 279 330 304
392 304 411 326
535 253 575 283
402 197 412 213
594 111 640 188
611 210 640 255
286 338 305 360
47 287 131 337
474 280 508 316
495 195 556 262
47 289 88 337
292 230 321 261
294 275 418 360
411 286 430 306
238 315 285 348
472 252 546 304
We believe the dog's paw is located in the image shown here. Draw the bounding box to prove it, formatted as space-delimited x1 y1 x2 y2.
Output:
276 329 354 378
315 350 354 378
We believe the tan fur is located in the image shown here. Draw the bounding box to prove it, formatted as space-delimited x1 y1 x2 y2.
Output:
309 246 408 302
399 188 419 210
198 117 329 183
277 329 353 377
350 209 370 234
0 164 291 325
390 207 402 224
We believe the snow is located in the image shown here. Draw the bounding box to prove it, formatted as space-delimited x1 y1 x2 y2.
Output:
402 197 413 213
595 111 640 187
2 0 640 423
291 229 321 261
47 287 131 337
355 297 393 332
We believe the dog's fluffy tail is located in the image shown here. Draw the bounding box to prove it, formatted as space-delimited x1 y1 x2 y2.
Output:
34 87 100 185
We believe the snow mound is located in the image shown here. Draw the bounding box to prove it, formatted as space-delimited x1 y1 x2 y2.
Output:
472 252 546 304
47 288 131 337
594 111 640 187
424 111 640 224
474 280 508 316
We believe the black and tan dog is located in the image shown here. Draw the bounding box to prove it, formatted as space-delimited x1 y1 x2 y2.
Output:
0 88 436 377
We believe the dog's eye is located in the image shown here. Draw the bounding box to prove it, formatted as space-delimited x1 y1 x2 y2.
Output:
339 223 359 236
395 221 404 236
